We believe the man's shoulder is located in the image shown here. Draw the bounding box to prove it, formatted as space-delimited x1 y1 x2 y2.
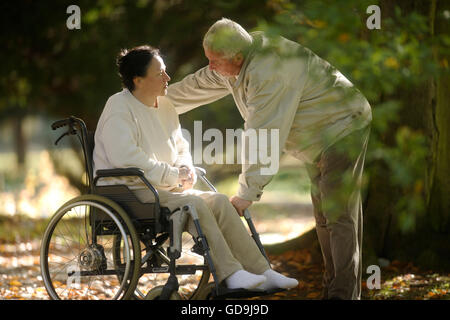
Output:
245 32 311 82
250 31 306 54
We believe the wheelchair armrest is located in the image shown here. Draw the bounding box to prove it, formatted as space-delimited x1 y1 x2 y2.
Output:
94 167 160 205
96 167 144 178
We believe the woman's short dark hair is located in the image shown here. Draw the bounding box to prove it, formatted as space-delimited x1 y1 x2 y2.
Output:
116 45 160 91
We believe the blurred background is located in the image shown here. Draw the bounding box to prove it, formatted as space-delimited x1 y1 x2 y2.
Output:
0 0 449 299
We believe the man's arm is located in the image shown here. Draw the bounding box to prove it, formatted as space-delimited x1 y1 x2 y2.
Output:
236 75 302 203
166 66 230 114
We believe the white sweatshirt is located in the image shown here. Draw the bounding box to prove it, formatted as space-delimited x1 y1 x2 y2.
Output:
93 89 193 190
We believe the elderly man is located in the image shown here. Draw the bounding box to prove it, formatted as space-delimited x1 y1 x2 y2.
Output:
167 18 372 300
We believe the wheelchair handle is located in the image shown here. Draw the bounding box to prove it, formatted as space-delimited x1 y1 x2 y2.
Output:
51 116 79 145
51 118 71 130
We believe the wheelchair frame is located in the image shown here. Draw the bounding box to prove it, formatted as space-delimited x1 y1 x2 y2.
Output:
40 116 278 300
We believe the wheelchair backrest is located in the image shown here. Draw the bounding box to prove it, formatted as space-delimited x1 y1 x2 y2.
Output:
86 129 95 185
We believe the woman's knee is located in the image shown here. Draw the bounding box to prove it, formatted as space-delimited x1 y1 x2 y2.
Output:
212 193 230 205
182 195 212 218
207 193 234 212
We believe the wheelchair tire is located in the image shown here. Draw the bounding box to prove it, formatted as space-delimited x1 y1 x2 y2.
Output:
40 194 141 300
192 282 216 300
144 285 182 300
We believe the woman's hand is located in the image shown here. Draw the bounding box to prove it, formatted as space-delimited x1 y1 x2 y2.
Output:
177 166 191 180
177 166 196 190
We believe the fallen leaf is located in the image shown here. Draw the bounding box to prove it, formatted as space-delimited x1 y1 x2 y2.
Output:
306 292 320 299
9 280 22 286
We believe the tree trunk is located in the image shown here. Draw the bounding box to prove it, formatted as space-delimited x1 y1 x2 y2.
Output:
363 0 450 270
264 229 323 264
415 0 450 268
426 0 450 233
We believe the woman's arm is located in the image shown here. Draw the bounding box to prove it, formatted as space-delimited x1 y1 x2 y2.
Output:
100 110 181 188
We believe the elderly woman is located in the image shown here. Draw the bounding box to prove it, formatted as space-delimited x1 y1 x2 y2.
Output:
93 45 298 291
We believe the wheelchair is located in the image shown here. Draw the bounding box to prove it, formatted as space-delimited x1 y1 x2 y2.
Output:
40 116 283 300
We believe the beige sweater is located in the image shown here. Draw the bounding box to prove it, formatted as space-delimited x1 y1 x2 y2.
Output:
167 31 372 201
93 89 193 190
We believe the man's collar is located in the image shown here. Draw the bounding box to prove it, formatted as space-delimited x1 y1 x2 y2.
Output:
233 31 264 88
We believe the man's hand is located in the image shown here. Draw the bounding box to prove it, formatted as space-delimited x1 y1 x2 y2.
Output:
230 195 252 216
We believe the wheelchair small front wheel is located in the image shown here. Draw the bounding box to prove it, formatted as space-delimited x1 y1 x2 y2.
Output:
144 285 182 300
193 282 216 300
40 195 141 300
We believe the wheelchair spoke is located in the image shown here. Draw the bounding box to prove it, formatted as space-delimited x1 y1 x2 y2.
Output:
124 231 209 300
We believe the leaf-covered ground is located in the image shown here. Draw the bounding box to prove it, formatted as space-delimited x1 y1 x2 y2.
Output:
251 249 450 300
1 240 449 300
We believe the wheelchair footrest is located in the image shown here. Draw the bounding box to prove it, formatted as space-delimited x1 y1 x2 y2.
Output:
211 284 286 300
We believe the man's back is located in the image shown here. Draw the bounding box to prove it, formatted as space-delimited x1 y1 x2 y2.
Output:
248 32 372 162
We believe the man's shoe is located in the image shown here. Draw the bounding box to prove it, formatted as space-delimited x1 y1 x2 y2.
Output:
320 287 328 300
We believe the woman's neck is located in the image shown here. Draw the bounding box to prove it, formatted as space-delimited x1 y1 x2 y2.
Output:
131 89 157 108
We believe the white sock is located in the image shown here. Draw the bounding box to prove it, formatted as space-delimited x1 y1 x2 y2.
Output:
225 270 267 290
256 269 299 291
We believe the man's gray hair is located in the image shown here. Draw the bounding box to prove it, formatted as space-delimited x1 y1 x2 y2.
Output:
203 18 253 59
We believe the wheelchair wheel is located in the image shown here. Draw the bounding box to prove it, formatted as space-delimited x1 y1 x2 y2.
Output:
194 282 216 300
144 285 182 300
40 195 141 300
113 231 210 300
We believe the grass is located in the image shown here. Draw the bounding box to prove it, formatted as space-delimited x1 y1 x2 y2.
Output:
212 166 312 203
0 214 49 243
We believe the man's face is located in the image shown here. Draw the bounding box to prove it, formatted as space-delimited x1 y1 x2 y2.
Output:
135 55 171 97
204 49 243 77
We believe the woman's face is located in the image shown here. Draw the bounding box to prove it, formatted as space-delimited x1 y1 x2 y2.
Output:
134 55 171 97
